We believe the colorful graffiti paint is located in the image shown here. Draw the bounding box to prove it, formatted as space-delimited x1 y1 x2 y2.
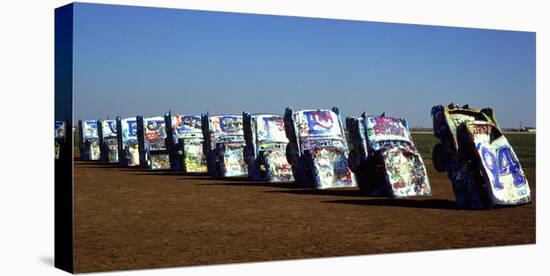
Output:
204 115 247 177
121 118 138 144
295 110 342 137
431 104 531 208
82 120 99 140
55 121 66 160
101 120 117 139
364 116 411 145
256 115 288 143
221 143 248 177
170 115 206 172
80 120 100 160
285 108 355 189
210 115 243 135
55 121 66 139
310 146 355 189
100 120 119 163
142 116 169 169
173 115 202 135
380 147 431 197
105 142 119 163
126 143 140 167
144 117 167 151
87 141 101 160
244 114 294 182
346 115 431 197
148 153 171 170
183 140 207 173
120 118 140 166
263 149 294 182
470 124 531 205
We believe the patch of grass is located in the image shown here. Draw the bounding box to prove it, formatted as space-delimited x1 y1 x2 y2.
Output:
412 133 536 168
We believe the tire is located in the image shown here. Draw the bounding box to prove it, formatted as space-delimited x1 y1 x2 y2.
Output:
432 143 447 173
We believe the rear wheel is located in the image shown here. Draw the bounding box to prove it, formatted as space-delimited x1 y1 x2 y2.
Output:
432 143 448 173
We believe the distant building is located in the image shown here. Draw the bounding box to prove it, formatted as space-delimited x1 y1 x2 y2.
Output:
520 127 536 133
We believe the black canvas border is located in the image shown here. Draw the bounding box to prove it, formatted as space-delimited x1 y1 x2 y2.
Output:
54 3 74 273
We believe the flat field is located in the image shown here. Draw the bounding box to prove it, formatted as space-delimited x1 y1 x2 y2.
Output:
73 133 536 273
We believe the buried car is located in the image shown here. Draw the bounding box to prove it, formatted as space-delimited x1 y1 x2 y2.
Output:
165 113 207 173
243 112 294 182
116 116 140 167
284 107 356 189
98 119 119 163
78 119 100 161
137 116 171 170
202 114 248 177
432 103 531 209
346 113 431 197
55 120 67 160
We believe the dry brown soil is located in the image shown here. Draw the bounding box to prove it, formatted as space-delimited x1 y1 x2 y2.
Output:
74 159 536 273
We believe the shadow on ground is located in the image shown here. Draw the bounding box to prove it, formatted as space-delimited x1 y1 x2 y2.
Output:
322 198 458 210
265 188 365 197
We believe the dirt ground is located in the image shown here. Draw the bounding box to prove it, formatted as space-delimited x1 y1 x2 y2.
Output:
73 159 536 273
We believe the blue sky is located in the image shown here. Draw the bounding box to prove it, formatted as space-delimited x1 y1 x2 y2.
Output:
73 3 535 128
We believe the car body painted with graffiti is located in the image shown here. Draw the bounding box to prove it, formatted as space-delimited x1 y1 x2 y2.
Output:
284 107 356 189
98 119 119 163
432 103 531 209
116 116 140 167
55 121 67 160
346 113 431 197
78 120 100 160
243 113 294 182
165 113 207 173
137 116 170 170
201 114 248 177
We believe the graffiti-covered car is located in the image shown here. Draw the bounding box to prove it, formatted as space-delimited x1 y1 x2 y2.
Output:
137 116 170 170
346 113 431 197
284 107 356 189
202 114 248 177
78 120 100 160
432 103 531 209
55 120 67 160
98 119 119 163
243 113 294 182
116 116 140 167
165 113 207 173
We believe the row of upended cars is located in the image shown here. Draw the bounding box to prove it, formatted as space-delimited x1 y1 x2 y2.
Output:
54 103 532 210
